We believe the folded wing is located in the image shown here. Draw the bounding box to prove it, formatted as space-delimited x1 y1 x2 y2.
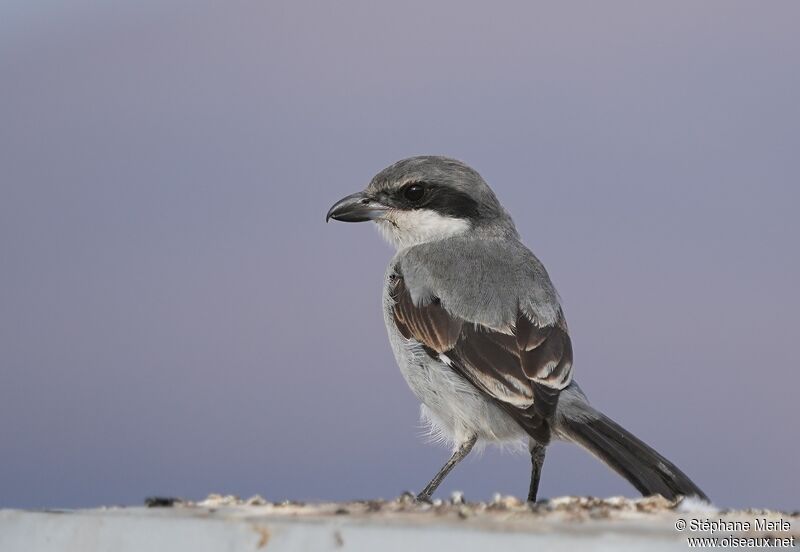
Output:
390 272 573 443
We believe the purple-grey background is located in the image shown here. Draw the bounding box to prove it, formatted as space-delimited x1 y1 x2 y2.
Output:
1 1 798 511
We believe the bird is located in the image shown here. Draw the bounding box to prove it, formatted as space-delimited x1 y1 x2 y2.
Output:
326 155 707 503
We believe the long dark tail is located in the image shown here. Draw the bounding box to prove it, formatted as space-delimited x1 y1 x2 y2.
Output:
556 389 708 501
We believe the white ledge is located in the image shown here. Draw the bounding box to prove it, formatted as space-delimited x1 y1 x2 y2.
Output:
1 495 796 552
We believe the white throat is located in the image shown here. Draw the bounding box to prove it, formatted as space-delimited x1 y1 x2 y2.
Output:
375 209 471 249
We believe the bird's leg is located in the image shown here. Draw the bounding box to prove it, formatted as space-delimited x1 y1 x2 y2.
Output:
527 441 547 502
417 435 477 502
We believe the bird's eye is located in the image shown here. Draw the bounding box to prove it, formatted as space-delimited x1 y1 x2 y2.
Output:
403 183 425 202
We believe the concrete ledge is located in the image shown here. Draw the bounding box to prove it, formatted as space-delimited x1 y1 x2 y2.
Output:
1 495 796 551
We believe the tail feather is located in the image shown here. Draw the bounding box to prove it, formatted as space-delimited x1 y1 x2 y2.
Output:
558 406 708 501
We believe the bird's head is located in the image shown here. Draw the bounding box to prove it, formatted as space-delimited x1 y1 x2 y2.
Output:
326 156 516 249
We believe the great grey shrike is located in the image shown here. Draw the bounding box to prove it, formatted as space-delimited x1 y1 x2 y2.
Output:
326 156 707 503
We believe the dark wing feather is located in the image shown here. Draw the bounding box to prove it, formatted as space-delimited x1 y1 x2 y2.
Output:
390 272 573 443
391 277 462 353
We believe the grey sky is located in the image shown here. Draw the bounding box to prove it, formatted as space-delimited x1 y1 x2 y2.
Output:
1 1 798 510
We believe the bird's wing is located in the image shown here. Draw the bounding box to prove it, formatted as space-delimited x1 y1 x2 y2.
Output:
390 271 572 443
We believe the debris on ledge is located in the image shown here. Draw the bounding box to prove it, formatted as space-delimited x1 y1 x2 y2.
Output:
2 493 797 552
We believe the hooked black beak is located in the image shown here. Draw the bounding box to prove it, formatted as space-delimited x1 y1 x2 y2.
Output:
326 192 389 223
